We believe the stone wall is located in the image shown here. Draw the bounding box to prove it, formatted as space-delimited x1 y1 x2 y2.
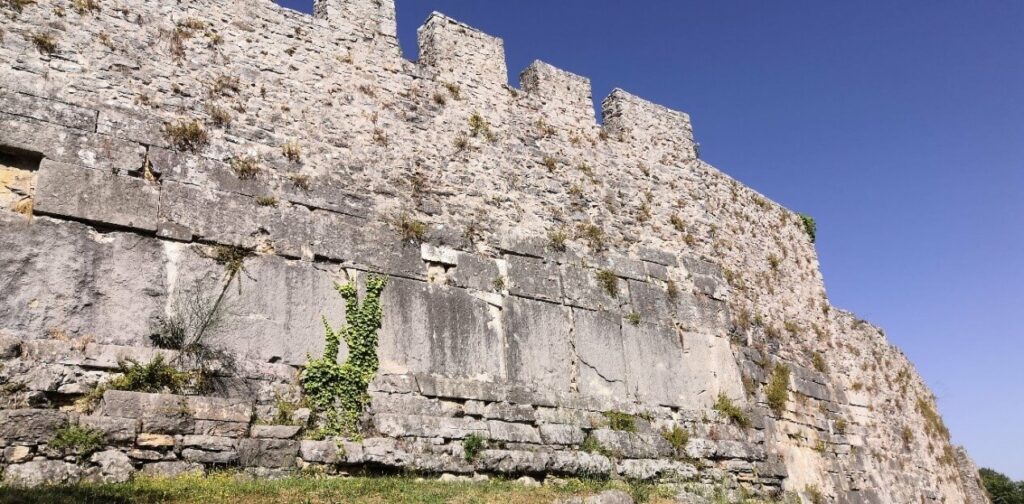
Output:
0 0 987 502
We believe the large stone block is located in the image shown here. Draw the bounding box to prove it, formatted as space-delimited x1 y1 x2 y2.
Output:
560 264 620 311
373 413 487 439
0 113 145 174
237 439 299 468
503 297 572 392
573 308 627 398
2 460 83 487
0 217 165 345
34 160 159 231
0 89 96 131
506 255 561 303
0 409 68 443
168 248 347 366
379 278 504 380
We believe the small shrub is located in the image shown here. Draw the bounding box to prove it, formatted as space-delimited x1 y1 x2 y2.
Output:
256 195 278 207
661 425 689 455
666 279 679 301
670 214 686 232
229 156 260 180
453 135 469 152
165 119 209 152
799 213 817 243
805 485 824 504
547 227 568 252
595 269 618 297
603 411 637 432
463 433 486 462
812 352 828 373
272 394 300 426
580 434 612 457
765 364 791 416
5 0 36 14
834 417 848 435
713 393 751 428
432 92 446 106
210 245 250 279
71 0 99 14
917 397 950 440
372 128 388 146
625 311 641 326
443 82 461 100
209 75 241 96
282 140 302 163
49 425 104 459
768 253 781 272
395 212 426 242
31 32 57 54
468 112 495 142
576 223 606 251
542 156 558 172
288 173 312 190
206 104 231 127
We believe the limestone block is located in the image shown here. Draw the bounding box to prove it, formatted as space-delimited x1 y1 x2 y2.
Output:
379 279 504 380
539 424 586 445
136 433 175 448
87 449 135 484
96 108 170 147
182 448 238 465
486 421 542 444
181 435 237 451
3 445 32 463
370 392 461 417
682 257 729 302
628 280 673 325
194 420 249 437
0 89 96 131
637 247 678 267
169 249 347 366
140 461 204 478
477 449 551 474
506 255 561 302
503 296 572 392
547 451 613 476
373 413 487 440
250 425 302 439
150 147 267 197
313 212 427 279
237 439 299 468
2 460 82 487
560 264 620 311
300 440 342 464
186 396 252 423
573 308 627 398
0 409 68 443
415 374 508 403
520 61 595 128
34 160 159 231
450 252 500 292
616 459 697 481
78 415 138 444
0 113 145 174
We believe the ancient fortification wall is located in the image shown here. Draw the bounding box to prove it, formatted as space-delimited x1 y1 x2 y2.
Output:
0 0 988 502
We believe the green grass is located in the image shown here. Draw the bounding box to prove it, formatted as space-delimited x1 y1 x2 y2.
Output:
0 473 680 504
713 393 751 428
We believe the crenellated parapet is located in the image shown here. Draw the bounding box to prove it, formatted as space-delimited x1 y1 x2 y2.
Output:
418 12 508 95
602 89 697 161
519 60 596 131
313 0 398 53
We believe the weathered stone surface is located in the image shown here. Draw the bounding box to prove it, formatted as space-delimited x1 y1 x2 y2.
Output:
182 448 239 465
547 451 613 476
88 450 135 484
300 440 342 464
573 308 627 398
181 435 237 451
503 296 572 391
237 439 299 468
379 279 504 380
559 264 620 311
187 396 253 423
628 279 673 325
616 459 697 480
506 255 561 302
450 252 500 292
3 445 32 463
478 449 551 474
486 421 542 444
79 415 138 444
0 89 97 130
0 113 145 174
0 217 166 346
136 433 176 448
3 460 83 487
99 391 193 434
251 425 302 439
194 420 249 438
539 424 586 445
141 461 204 478
373 413 487 439
0 409 67 443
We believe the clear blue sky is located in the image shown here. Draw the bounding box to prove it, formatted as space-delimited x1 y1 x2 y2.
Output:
277 0 1024 478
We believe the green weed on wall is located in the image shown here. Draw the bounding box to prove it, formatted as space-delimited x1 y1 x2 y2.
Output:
301 274 387 439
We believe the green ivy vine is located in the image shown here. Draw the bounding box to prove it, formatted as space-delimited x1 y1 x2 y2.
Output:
301 274 387 439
